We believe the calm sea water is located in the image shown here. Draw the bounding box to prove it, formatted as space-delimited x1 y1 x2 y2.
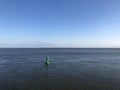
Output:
0 48 120 90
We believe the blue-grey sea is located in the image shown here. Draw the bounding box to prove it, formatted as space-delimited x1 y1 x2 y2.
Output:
0 48 120 90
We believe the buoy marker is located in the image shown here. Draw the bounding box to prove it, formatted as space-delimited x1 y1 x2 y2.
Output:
45 56 49 65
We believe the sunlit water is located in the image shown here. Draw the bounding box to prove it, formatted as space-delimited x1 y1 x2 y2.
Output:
0 48 120 90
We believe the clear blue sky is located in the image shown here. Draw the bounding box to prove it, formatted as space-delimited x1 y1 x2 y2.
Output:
0 0 120 47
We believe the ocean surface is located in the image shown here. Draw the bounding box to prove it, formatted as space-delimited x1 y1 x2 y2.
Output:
0 48 120 90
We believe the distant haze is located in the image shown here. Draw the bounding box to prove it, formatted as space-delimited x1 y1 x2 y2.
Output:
0 41 120 48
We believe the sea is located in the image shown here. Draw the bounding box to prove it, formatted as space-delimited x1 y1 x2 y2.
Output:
0 48 120 90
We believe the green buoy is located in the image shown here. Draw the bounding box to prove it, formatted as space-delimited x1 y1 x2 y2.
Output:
45 56 49 65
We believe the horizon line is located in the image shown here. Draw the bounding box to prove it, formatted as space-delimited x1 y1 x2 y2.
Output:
0 47 120 48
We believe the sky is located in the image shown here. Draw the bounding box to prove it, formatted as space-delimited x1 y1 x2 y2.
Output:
0 0 120 48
